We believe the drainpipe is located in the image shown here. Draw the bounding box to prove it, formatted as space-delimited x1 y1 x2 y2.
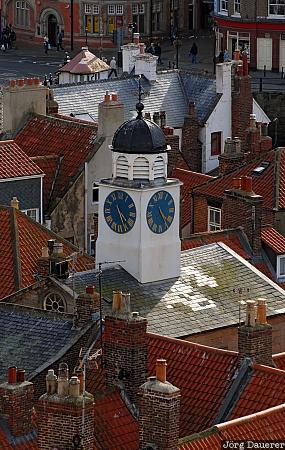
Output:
84 162 88 253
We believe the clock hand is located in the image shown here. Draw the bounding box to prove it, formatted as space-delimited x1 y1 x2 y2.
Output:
158 207 167 226
116 205 127 224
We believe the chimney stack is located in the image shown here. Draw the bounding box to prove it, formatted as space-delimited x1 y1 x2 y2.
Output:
73 286 100 328
181 101 202 172
98 92 124 138
37 239 69 278
104 292 148 406
139 358 181 450
0 367 34 437
219 137 244 175
222 178 263 256
238 299 274 367
37 364 94 449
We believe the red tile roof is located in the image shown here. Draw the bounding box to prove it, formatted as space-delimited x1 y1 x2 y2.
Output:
273 352 285 370
0 140 43 179
147 332 239 437
0 206 94 299
262 227 285 254
0 427 38 449
230 363 285 420
93 391 139 450
194 151 276 209
181 228 250 261
30 155 59 211
15 115 98 212
179 403 285 449
172 168 213 226
60 48 109 74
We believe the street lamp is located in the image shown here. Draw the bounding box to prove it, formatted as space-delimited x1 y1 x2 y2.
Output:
85 26 88 46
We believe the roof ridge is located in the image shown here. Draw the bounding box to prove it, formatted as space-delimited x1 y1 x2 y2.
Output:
251 362 285 376
30 113 98 130
147 331 238 357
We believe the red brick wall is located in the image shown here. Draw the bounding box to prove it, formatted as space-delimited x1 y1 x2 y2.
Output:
166 134 180 176
104 314 148 406
193 195 209 233
139 385 180 450
181 116 202 173
238 324 273 366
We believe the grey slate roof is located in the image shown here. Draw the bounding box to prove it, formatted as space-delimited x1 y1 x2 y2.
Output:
64 243 285 338
0 304 91 382
53 70 219 127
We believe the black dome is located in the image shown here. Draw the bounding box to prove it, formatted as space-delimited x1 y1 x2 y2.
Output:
112 105 167 154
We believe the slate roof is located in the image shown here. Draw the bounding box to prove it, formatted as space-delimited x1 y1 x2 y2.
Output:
14 114 98 212
64 243 285 338
179 404 285 449
0 140 43 179
0 205 93 299
194 150 279 210
148 333 238 436
59 47 109 74
93 391 139 450
53 71 219 127
171 168 213 227
0 303 91 382
262 227 285 255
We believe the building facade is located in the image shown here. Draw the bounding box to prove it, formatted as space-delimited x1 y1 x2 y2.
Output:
1 1 214 47
214 0 285 71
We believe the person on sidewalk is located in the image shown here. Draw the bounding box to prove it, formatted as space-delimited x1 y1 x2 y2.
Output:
218 51 224 63
43 34 49 55
108 57 118 78
155 42 162 65
189 42 198 64
56 29 64 51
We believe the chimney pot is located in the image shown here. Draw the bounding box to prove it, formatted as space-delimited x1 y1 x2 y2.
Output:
144 112 151 120
17 79 25 87
133 33 140 44
156 359 167 383
153 112 160 125
148 376 156 382
86 285 95 295
69 376 80 397
53 242 64 256
250 114 256 128
17 369 25 383
11 197 19 209
7 366 17 384
104 91 110 102
111 92 118 101
46 369 57 395
132 311 139 318
41 246 49 258
121 292 131 314
256 298 267 325
58 363 69 396
241 175 253 193
188 101 196 117
47 239 55 251
246 300 256 327
34 77 41 85
139 43 145 54
112 290 122 310
261 123 268 137
233 178 242 189
234 49 241 61
9 79 16 87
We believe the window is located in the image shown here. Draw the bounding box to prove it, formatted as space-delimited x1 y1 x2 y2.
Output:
90 233 95 256
277 255 285 277
22 208 39 222
107 4 124 33
220 0 228 11
15 0 30 27
84 3 100 33
92 182 99 203
133 2 145 32
208 207 221 231
152 1 162 31
234 0 241 14
44 292 65 313
211 132 222 156
269 0 285 15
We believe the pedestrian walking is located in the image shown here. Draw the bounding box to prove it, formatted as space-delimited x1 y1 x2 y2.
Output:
146 42 156 55
218 51 224 63
108 57 118 78
155 42 162 65
56 28 64 51
189 42 198 64
43 34 49 54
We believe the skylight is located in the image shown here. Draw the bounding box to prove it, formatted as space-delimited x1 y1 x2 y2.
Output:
252 161 270 176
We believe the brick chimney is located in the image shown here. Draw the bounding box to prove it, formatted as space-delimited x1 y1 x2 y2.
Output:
219 137 244 175
139 359 181 450
0 367 34 437
181 101 202 172
238 299 273 367
37 364 94 449
73 285 100 328
98 91 124 138
104 291 148 406
163 126 180 175
46 88 59 115
232 55 253 153
245 114 272 159
222 176 263 255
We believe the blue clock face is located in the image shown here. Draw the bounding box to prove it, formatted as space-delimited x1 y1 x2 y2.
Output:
146 191 175 234
104 190 136 234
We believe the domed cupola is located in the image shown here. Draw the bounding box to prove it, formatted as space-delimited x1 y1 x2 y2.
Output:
111 103 169 181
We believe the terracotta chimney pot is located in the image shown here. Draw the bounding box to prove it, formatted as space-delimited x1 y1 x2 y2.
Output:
11 197 19 209
111 92 118 101
86 285 94 295
17 369 25 383
9 79 16 88
7 366 17 384
241 176 253 192
17 79 25 87
104 91 110 102
139 43 145 54
256 298 267 325
156 359 167 383
233 178 242 189
133 32 140 44
112 290 122 310
34 78 41 85
27 78 33 86
246 300 256 327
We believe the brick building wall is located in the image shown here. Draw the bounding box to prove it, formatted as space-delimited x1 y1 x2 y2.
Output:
192 195 209 233
231 70 252 154
181 102 202 173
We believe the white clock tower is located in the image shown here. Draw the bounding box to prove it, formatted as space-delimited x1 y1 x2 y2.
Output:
96 102 181 283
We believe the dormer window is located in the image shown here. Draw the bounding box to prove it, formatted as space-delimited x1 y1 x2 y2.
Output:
277 255 285 278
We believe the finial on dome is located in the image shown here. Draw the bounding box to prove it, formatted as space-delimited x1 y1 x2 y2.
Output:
136 102 144 118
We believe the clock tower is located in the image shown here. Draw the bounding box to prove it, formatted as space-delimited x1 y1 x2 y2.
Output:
96 102 181 283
